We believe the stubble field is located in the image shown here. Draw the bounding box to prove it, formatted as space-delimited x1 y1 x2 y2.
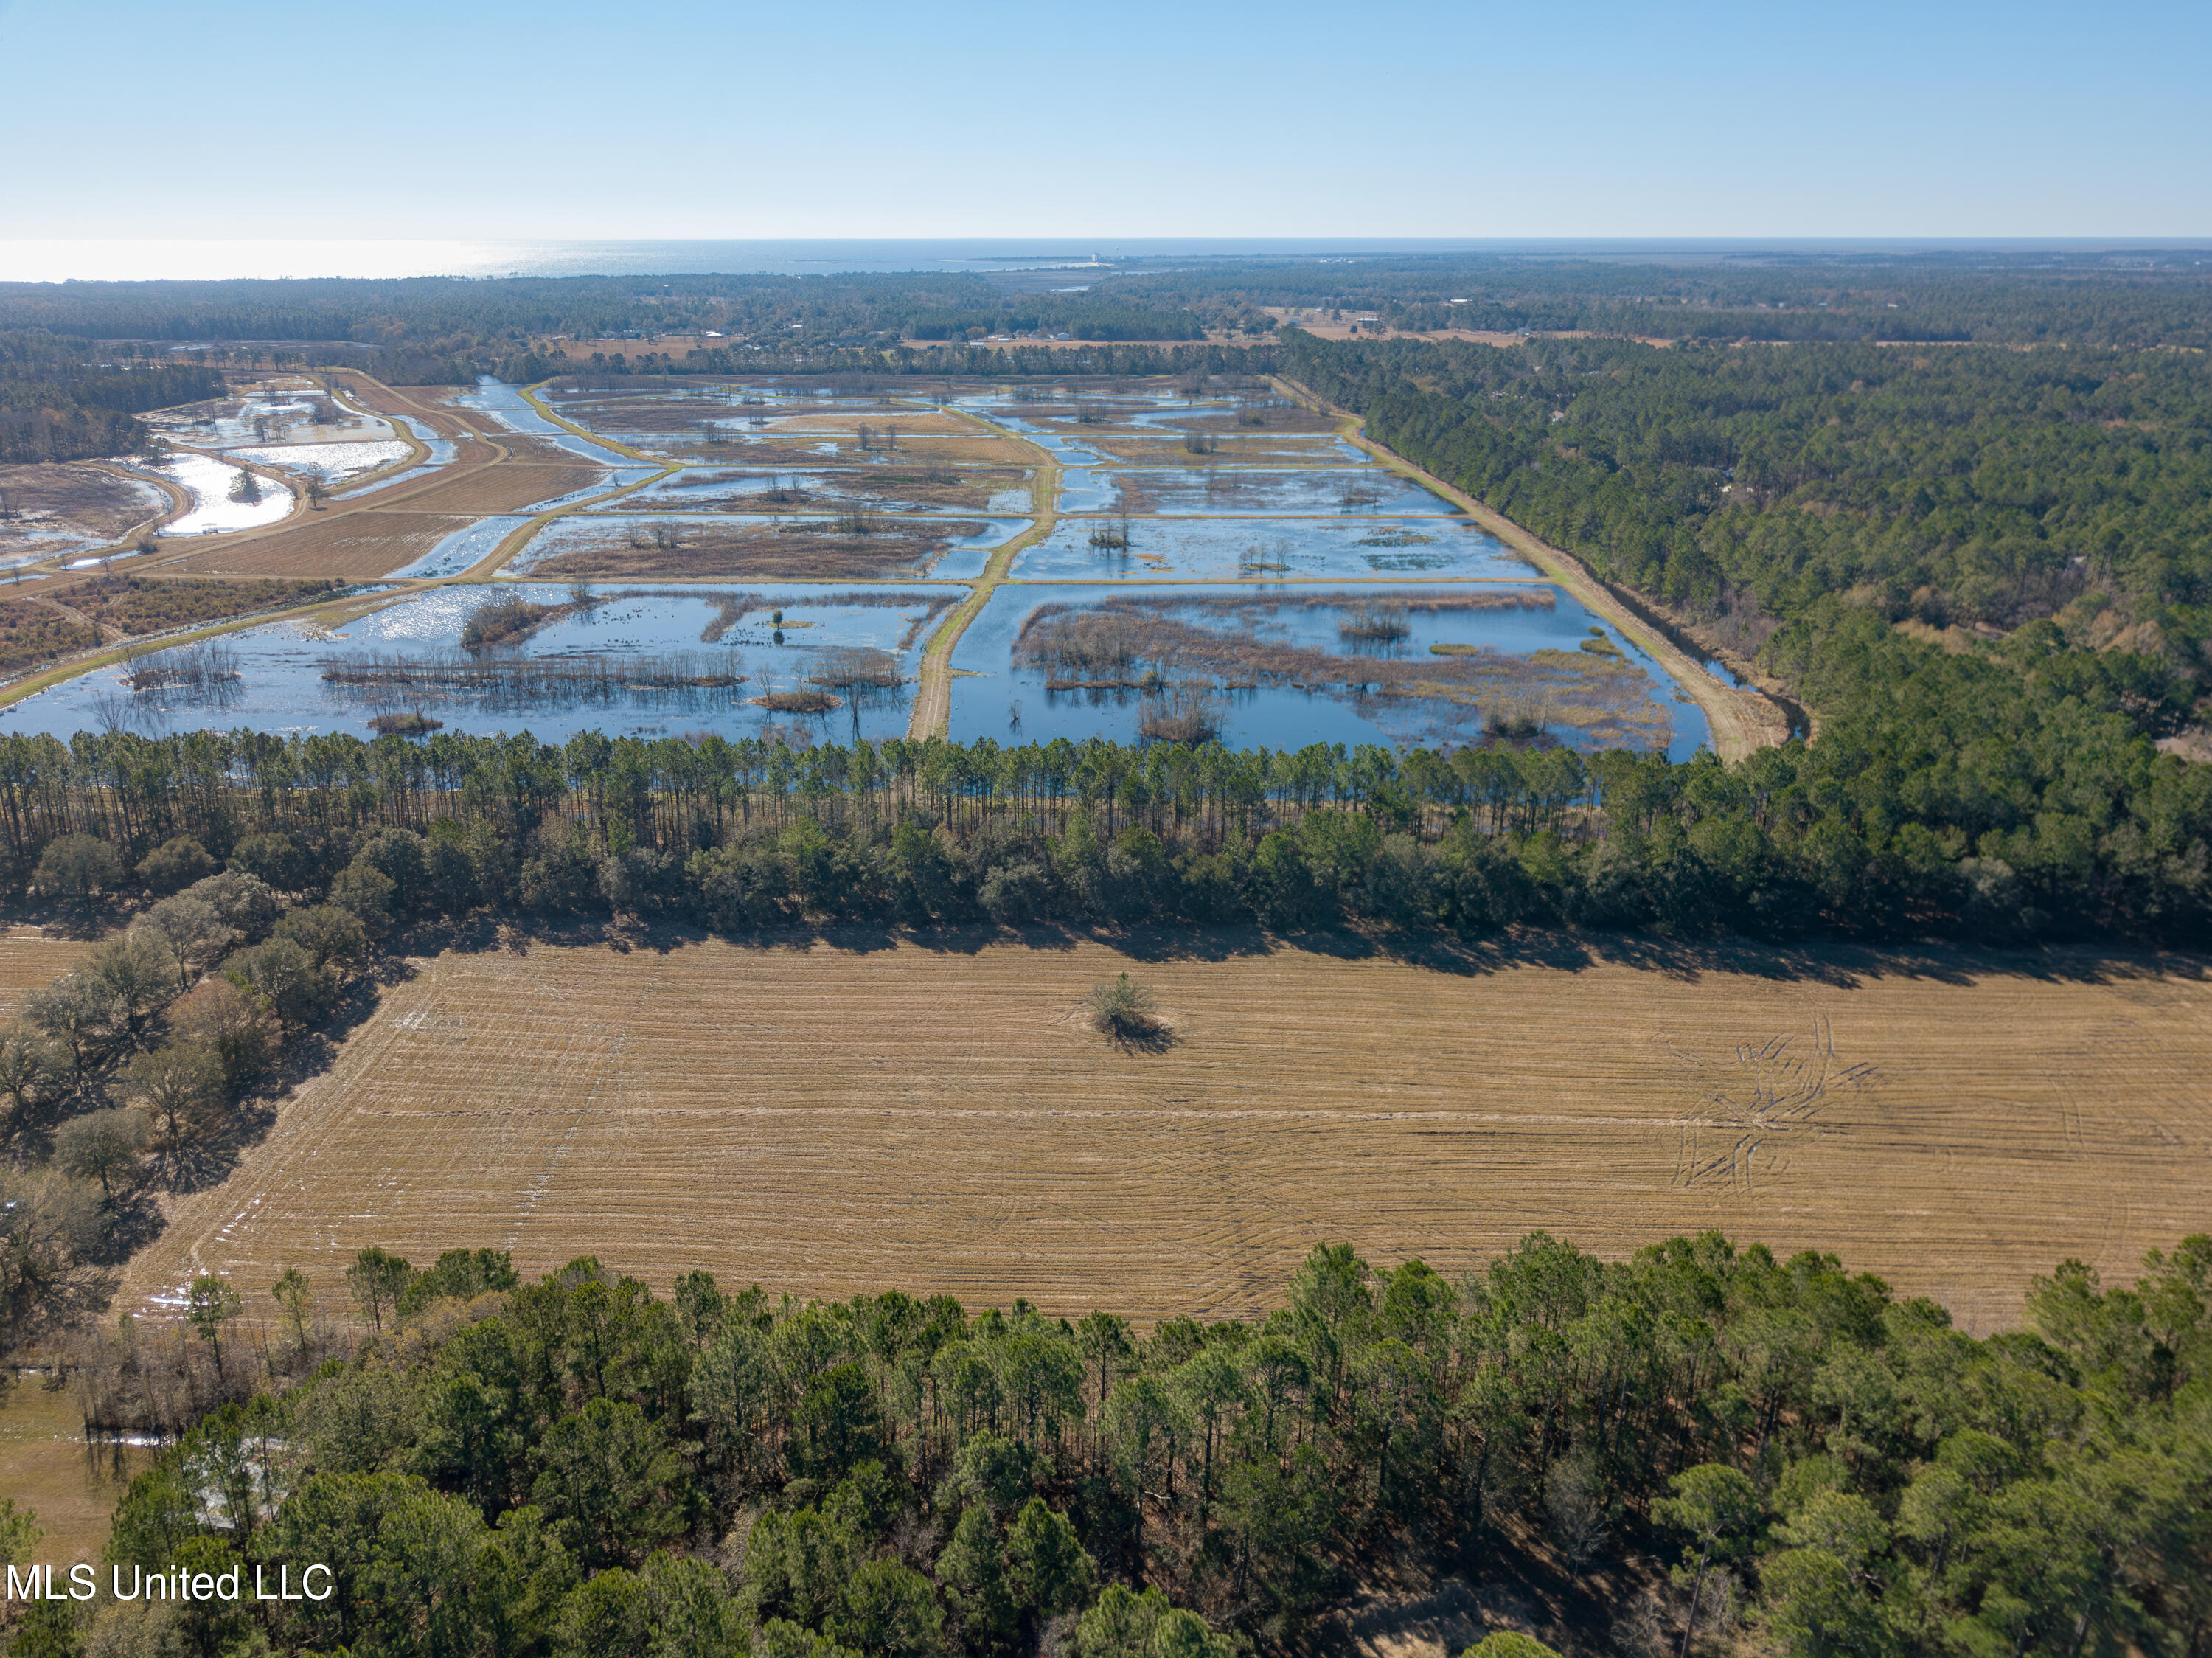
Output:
162 510 467 578
0 924 90 1014
117 932 2212 1334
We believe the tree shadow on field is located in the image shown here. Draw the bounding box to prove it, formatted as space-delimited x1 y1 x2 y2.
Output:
1102 1020 1180 1056
383 906 2208 995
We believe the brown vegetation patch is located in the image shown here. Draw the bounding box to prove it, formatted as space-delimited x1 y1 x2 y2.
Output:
709 431 1028 470
753 689 841 713
0 599 99 676
0 464 164 548
643 465 1025 515
368 711 445 737
528 518 984 581
496 434 606 469
66 575 339 636
111 934 2212 1334
162 513 466 580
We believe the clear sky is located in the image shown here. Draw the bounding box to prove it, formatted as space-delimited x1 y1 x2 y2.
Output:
1 0 2204 246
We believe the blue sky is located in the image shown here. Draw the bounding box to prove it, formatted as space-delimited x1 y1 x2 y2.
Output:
1 0 2205 243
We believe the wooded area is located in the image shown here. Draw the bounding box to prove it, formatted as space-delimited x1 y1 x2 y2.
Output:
9 1228 2207 1658
0 333 221 463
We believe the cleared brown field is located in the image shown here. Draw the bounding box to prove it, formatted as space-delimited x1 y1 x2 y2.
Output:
0 1380 151 1565
0 923 91 1015
386 465 603 516
163 512 466 578
118 933 2212 1335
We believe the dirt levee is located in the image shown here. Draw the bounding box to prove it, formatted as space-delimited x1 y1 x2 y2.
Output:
117 935 2212 1333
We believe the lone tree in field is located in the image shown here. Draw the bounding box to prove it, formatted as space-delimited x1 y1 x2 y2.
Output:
1087 973 1161 1041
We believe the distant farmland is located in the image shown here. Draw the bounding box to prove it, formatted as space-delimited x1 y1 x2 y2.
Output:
119 933 2212 1334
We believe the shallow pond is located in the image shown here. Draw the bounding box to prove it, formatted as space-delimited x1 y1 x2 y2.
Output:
156 454 294 535
1012 516 1532 583
3 583 964 747
948 583 1711 760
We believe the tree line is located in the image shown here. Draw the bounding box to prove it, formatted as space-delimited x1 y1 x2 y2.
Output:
0 332 223 463
6 1226 2207 1658
1099 251 2212 349
0 721 2207 943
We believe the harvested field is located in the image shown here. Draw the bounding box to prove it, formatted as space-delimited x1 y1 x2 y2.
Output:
161 512 466 579
0 1379 151 1566
0 923 91 1015
384 464 602 516
117 934 2212 1336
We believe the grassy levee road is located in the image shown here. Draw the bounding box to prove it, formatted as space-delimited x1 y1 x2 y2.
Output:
1274 375 1789 762
907 405 1060 740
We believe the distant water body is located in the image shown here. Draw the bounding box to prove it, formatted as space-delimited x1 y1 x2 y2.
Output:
1 237 2166 285
0 239 1514 284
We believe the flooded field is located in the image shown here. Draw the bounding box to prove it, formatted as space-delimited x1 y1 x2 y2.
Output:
155 452 294 535
948 583 1708 758
1015 515 1531 582
0 583 961 746
7 371 1732 763
228 438 413 481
